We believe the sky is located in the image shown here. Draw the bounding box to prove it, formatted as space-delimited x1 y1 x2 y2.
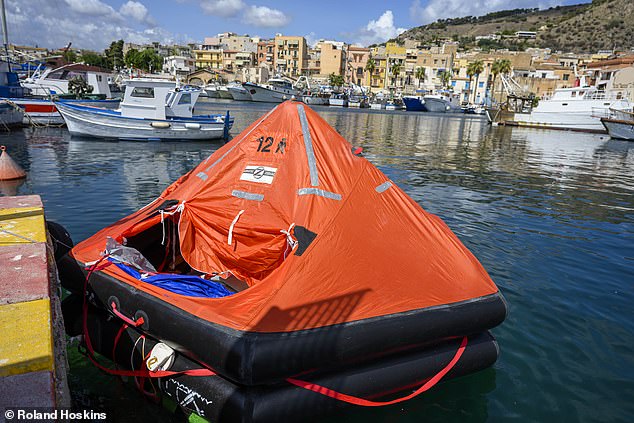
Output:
6 0 585 51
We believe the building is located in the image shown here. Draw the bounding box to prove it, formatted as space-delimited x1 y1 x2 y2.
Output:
316 40 347 79
193 48 223 70
163 55 195 78
346 46 371 86
257 40 275 69
274 35 308 77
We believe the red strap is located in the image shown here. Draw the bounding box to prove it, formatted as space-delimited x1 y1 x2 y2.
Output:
82 254 216 379
286 336 467 407
110 301 145 327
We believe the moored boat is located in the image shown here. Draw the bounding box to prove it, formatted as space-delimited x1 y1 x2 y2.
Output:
0 100 23 128
491 86 632 133
56 79 233 141
403 95 426 112
244 78 300 103
227 82 252 101
329 92 348 107
57 100 506 421
601 109 634 140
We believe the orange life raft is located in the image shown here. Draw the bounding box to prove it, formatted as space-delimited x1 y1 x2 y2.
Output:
59 100 506 419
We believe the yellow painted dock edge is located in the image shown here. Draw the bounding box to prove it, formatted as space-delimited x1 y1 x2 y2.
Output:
0 206 46 245
0 200 53 377
0 298 54 377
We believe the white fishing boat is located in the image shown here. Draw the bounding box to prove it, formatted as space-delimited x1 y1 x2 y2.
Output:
243 78 300 103
301 92 329 106
329 93 348 107
227 82 252 101
22 63 112 98
216 85 233 99
385 98 405 111
496 86 632 133
601 109 634 140
0 100 23 128
348 95 369 108
370 101 385 110
423 94 457 113
204 84 220 98
56 79 233 141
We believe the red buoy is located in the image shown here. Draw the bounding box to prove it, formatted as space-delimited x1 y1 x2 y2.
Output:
0 145 26 180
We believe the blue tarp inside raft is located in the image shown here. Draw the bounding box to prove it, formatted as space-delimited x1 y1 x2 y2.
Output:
109 259 235 298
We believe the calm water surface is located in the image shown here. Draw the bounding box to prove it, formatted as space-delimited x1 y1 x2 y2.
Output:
2 99 633 422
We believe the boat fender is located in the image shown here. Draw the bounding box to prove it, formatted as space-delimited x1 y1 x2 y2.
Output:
46 220 74 262
185 123 201 130
151 122 171 129
146 343 176 372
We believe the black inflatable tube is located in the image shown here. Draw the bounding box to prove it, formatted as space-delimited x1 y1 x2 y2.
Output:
60 254 507 386
84 306 499 423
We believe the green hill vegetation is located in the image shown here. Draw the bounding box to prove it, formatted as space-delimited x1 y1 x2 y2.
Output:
394 0 634 53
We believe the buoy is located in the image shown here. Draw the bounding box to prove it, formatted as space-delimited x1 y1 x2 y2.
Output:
0 146 26 181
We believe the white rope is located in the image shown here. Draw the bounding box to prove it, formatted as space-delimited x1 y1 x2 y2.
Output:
228 210 245 246
280 223 298 259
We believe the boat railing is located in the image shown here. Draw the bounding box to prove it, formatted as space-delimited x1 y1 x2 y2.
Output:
609 108 634 121
590 107 613 118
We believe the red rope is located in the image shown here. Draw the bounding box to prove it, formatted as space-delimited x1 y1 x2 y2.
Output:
286 336 468 407
81 255 216 379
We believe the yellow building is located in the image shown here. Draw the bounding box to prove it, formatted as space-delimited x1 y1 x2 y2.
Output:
385 42 406 56
193 49 223 70
274 35 308 77
369 55 387 91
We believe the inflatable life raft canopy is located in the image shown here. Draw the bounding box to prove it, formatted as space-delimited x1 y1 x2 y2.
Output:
67 100 506 385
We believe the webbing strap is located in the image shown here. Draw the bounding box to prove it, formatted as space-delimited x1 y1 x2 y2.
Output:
286 336 467 407
81 256 216 379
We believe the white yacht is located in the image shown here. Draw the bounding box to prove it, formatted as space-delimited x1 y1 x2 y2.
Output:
227 82 252 101
502 86 631 133
243 78 300 103
329 93 348 107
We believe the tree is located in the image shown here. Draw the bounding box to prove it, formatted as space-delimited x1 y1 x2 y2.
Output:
62 49 77 63
439 70 451 89
81 51 105 67
105 40 124 70
490 59 512 105
467 60 484 104
389 62 402 87
365 57 376 86
328 73 345 88
415 67 426 88
124 48 139 69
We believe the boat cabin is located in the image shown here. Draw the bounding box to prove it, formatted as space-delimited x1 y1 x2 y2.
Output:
23 63 112 97
120 79 202 120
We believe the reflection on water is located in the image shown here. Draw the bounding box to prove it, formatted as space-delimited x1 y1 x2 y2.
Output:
2 100 633 422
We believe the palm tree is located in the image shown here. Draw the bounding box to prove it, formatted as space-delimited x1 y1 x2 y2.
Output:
439 70 451 89
467 60 484 104
390 62 402 87
365 58 376 87
415 67 426 88
495 59 512 104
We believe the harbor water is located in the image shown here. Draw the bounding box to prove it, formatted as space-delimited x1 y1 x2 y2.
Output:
1 100 633 422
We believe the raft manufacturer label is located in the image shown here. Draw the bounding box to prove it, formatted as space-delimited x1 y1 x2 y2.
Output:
240 165 277 184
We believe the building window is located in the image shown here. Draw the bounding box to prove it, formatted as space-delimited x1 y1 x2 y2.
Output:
563 74 569 81
478 82 484 88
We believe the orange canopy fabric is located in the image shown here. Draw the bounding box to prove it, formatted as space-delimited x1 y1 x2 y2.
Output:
72 101 500 332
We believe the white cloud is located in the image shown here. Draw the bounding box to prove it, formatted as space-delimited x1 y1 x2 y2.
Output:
351 10 407 46
410 0 563 24
200 0 245 17
64 0 116 17
6 0 191 51
243 5 290 27
119 1 155 26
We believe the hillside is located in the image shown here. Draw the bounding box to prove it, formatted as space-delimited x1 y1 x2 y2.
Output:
395 0 634 53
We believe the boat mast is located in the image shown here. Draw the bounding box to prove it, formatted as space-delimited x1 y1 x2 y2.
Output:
0 0 8 61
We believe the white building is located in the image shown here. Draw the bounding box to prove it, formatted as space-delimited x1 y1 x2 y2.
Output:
163 56 195 78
